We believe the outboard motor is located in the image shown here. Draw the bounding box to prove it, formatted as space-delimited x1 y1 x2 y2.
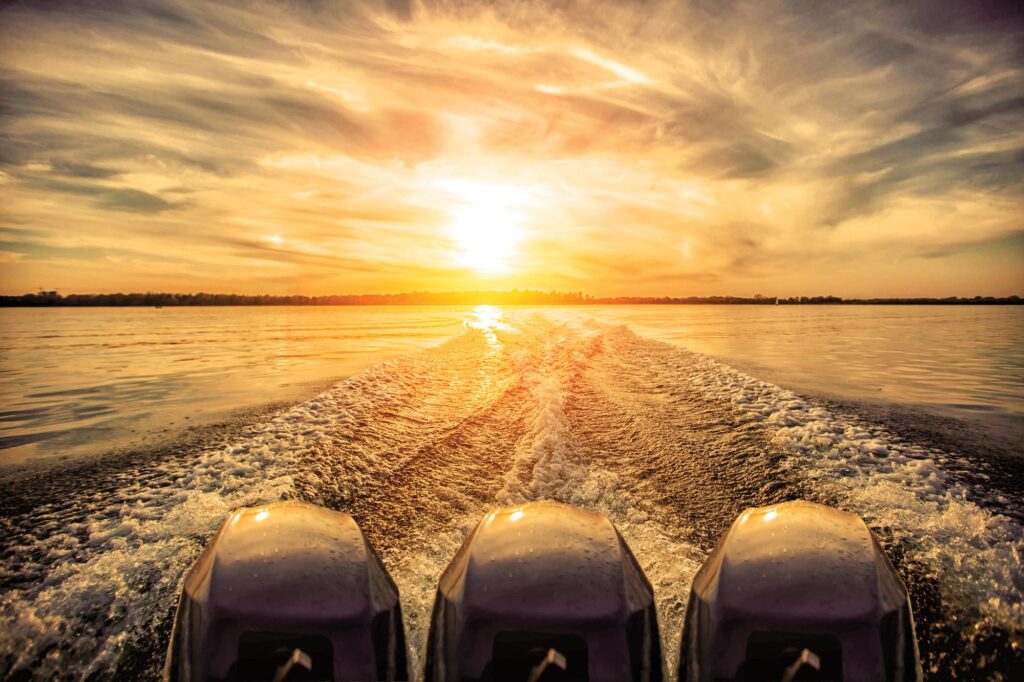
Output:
424 500 662 682
164 500 408 681
678 500 921 682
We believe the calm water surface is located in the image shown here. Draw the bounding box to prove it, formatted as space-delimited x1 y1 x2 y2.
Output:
568 305 1024 434
1 305 1021 465
0 306 466 465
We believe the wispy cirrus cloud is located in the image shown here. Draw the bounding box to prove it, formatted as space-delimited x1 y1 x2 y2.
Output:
0 0 1021 296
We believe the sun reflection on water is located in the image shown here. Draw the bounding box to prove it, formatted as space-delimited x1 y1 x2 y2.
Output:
465 305 512 349
464 306 511 398
466 305 506 331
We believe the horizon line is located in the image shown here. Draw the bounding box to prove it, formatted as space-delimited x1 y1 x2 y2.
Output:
3 290 1021 306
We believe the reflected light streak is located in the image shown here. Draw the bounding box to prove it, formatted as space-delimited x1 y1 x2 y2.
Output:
466 305 511 351
466 304 507 332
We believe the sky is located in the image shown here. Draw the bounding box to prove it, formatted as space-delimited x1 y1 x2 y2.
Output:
1 0 1022 297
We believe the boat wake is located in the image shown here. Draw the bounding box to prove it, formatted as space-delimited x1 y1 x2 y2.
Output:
1 308 1021 679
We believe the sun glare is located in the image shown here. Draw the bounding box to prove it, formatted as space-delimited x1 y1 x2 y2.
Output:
442 180 529 274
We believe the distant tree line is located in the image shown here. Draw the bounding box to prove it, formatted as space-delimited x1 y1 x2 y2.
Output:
1 290 588 306
589 295 1022 305
3 290 1021 306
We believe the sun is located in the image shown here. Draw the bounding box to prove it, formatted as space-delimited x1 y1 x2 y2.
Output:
442 180 529 274
450 204 522 274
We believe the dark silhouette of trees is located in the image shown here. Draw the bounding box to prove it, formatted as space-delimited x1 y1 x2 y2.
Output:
1 291 1020 306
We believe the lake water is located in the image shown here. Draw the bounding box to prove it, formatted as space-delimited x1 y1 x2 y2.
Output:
1 305 1020 466
0 306 468 465
555 305 1024 438
1 305 1022 679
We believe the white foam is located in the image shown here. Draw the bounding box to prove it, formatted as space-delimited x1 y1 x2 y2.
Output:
686 351 1024 639
0 345 447 677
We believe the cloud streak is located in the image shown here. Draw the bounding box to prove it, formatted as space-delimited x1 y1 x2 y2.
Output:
0 0 1022 296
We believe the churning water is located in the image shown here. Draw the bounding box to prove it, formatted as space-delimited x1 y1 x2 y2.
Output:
0 306 1021 679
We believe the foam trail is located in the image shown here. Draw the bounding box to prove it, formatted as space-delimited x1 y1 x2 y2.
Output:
1 309 1021 679
689 352 1024 649
0 408 307 677
386 318 705 675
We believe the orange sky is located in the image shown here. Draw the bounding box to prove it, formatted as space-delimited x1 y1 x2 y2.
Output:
1 0 1022 297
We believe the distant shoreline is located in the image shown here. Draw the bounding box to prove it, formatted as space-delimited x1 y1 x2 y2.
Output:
3 291 1021 306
